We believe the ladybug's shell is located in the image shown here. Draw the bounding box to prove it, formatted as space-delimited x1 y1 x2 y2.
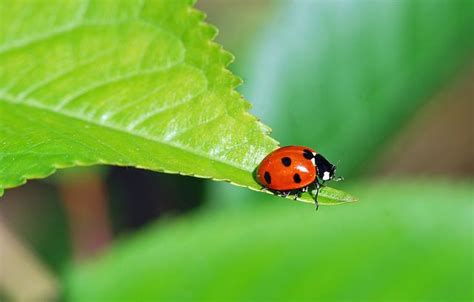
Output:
256 146 317 191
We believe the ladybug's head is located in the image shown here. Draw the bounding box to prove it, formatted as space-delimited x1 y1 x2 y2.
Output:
314 154 341 182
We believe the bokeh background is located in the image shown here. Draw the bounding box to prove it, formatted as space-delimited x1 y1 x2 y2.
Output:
1 0 472 300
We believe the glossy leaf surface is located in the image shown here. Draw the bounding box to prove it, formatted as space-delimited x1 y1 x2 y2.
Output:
0 0 355 204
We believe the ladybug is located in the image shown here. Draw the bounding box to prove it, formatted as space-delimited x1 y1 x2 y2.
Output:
256 146 342 209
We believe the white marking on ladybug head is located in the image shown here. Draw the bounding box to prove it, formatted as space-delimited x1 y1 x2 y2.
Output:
323 171 331 181
311 157 316 165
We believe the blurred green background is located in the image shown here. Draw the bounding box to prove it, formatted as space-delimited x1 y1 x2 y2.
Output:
0 0 472 300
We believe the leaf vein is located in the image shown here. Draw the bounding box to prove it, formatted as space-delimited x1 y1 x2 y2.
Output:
53 65 183 111
17 48 118 102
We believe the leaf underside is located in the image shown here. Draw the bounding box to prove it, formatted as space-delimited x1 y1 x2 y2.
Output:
0 0 355 204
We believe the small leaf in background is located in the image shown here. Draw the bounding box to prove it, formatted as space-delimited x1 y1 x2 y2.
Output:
65 180 473 301
242 0 474 177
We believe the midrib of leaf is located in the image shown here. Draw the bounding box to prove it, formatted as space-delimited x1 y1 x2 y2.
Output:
1 93 253 174
0 102 251 189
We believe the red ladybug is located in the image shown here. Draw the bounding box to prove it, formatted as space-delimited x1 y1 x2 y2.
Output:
256 146 342 209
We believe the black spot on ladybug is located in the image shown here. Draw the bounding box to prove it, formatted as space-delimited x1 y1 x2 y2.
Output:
303 149 313 160
264 171 272 184
281 157 291 167
293 173 301 183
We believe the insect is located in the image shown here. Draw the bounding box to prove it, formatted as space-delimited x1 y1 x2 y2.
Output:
256 146 342 209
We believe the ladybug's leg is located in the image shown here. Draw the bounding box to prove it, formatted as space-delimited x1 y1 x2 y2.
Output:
293 189 303 200
312 181 321 210
271 190 291 198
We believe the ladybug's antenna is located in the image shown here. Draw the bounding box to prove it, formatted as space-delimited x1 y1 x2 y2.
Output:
333 159 344 182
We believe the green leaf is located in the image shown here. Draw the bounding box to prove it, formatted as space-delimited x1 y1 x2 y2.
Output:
65 180 473 300
271 185 357 205
0 0 355 204
242 0 474 177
